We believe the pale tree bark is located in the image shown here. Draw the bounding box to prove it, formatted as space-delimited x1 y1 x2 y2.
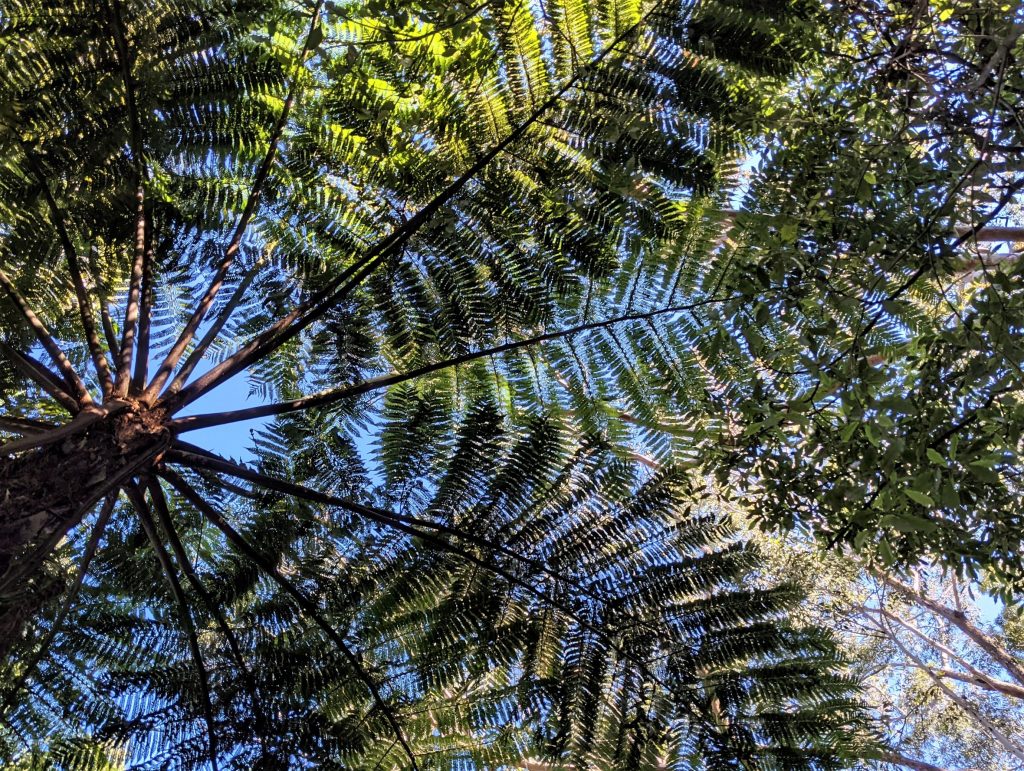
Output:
876 572 1024 687
878 614 1024 764
877 751 981 771
858 604 1024 701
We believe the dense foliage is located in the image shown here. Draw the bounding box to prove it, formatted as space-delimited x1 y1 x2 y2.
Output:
0 0 1020 767
721 0 1024 595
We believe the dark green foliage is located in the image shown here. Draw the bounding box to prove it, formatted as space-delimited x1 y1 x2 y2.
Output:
706 0 1024 596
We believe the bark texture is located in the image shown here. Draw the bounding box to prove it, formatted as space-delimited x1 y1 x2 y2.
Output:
0 406 169 660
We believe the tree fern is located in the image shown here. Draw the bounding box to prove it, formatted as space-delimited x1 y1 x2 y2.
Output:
0 0 881 767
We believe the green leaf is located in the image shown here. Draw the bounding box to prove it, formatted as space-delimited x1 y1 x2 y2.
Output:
968 461 1000 484
880 513 938 533
864 423 880 447
902 489 934 507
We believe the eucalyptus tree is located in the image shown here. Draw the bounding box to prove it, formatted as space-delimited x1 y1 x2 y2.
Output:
0 0 875 767
756 533 1024 770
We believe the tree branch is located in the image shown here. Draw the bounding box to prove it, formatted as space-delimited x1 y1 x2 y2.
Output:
967 22 1024 91
884 662 1024 700
876 572 1024 687
876 750 981 771
879 613 1024 763
955 225 1024 242
858 604 1024 700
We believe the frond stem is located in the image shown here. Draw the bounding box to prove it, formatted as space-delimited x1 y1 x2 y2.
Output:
0 493 117 716
131 223 155 394
87 244 121 361
145 2 327 403
160 3 661 413
115 187 147 397
0 342 80 415
168 441 612 608
144 476 273 758
126 484 220 771
104 0 151 397
0 408 104 456
166 254 268 396
159 467 420 769
170 294 739 430
164 445 675 691
0 416 55 436
22 147 114 396
0 268 92 405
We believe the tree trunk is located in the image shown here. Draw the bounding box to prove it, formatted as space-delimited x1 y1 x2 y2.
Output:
0 407 169 661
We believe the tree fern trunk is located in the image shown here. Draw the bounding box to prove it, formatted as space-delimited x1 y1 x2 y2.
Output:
0 409 170 660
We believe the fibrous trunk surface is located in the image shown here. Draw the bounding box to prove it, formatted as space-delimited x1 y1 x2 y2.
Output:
0 407 169 659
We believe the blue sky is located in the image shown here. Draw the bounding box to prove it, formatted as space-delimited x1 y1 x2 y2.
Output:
173 363 269 463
